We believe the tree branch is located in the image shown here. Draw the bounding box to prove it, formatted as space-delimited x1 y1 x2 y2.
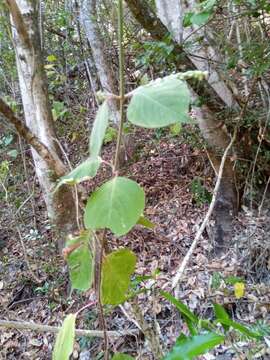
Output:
0 319 138 338
0 98 66 177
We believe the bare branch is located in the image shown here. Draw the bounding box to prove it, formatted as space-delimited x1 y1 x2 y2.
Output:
0 319 139 338
0 98 66 177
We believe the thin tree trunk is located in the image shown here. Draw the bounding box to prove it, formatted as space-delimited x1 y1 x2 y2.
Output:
80 0 119 123
7 0 78 250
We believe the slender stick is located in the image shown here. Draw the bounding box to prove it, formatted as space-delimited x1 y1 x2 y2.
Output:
171 129 237 295
96 3 125 358
0 319 138 338
171 78 256 295
97 231 109 360
0 98 66 177
114 0 125 171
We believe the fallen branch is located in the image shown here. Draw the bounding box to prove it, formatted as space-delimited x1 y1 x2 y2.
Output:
0 319 138 338
171 129 237 294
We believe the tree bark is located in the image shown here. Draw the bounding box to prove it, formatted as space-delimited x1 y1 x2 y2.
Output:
7 0 78 250
80 0 119 123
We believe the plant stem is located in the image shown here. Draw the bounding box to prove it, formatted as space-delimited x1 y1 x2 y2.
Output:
97 231 109 360
98 2 125 358
114 0 125 171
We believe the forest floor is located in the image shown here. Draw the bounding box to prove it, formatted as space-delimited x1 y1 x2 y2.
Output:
0 124 269 359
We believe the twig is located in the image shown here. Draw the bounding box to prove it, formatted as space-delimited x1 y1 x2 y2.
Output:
0 98 66 177
97 230 109 360
0 319 138 338
171 129 237 294
114 0 125 172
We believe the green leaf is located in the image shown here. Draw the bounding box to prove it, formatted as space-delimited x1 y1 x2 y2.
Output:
84 177 145 236
213 304 230 322
183 12 193 27
137 216 155 229
47 54 57 62
53 314 76 360
201 0 217 11
164 332 224 360
55 157 100 189
101 249 136 305
214 304 261 339
161 291 198 324
65 231 94 291
170 123 182 137
190 11 211 26
213 303 230 332
90 100 110 156
112 353 135 360
127 77 190 128
103 126 118 144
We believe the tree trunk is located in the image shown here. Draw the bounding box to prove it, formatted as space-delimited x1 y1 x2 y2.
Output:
7 0 78 250
191 101 238 253
125 0 239 251
155 0 239 109
80 0 119 123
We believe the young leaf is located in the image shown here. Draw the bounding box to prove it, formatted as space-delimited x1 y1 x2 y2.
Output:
47 54 57 62
90 100 110 156
164 332 224 360
55 157 101 189
101 249 136 305
234 282 245 299
137 216 156 229
84 177 145 236
65 231 94 291
127 77 190 128
112 353 135 360
53 314 76 360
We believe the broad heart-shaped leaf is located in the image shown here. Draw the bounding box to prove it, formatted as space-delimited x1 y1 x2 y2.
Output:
65 231 93 291
127 77 190 128
53 313 76 360
55 157 101 190
84 177 145 236
89 100 110 156
164 332 224 360
112 353 135 360
101 249 136 305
